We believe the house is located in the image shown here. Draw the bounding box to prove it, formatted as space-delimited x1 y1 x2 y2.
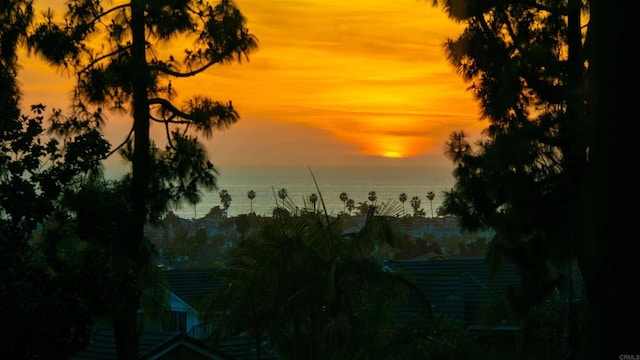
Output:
70 328 228 360
161 268 278 359
160 269 221 339
389 257 522 331
70 269 277 360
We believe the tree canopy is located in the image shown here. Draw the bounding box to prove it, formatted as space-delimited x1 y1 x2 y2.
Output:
434 0 639 357
438 0 587 303
25 0 257 358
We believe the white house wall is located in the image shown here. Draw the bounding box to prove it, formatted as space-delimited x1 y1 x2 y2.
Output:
169 292 202 337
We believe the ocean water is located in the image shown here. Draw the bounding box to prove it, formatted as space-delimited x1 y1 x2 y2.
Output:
170 165 456 219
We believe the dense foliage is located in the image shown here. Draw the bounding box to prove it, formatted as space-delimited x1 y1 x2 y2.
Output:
200 195 433 359
435 0 638 357
439 0 588 309
0 103 110 358
25 0 257 358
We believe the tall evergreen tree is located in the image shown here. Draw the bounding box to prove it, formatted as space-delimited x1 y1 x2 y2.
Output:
432 0 639 357
436 0 587 302
27 1 257 358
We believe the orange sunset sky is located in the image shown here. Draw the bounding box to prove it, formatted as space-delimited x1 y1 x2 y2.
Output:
17 0 485 169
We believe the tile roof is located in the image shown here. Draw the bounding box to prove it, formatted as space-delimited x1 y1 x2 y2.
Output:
69 328 280 360
70 328 226 360
389 257 521 329
162 268 220 310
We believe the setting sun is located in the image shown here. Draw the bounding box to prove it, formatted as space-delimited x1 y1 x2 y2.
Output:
383 151 403 158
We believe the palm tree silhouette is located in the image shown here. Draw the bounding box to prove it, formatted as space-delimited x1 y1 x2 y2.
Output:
278 188 288 207
309 193 318 212
426 191 435 217
399 192 408 216
339 192 348 212
247 190 256 214
219 189 232 217
346 198 355 215
368 191 378 215
410 196 423 217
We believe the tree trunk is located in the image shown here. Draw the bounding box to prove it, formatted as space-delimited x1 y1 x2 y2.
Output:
564 2 586 358
582 1 639 359
112 289 141 360
113 1 150 359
